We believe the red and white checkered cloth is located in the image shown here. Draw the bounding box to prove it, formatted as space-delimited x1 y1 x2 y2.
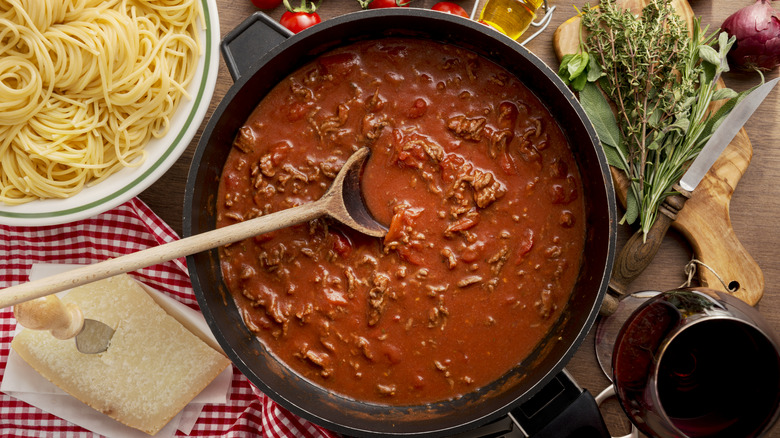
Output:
0 197 340 438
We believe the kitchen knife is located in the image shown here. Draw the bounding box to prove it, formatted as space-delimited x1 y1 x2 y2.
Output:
602 77 780 316
679 77 780 192
14 295 115 354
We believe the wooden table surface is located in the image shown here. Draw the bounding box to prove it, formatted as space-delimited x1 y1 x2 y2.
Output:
139 0 780 436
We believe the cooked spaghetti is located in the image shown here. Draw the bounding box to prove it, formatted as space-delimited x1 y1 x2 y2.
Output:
0 0 203 205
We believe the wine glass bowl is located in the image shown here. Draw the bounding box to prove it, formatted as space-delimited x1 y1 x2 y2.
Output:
611 288 780 438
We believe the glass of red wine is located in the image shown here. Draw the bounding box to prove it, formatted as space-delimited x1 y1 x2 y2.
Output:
610 288 780 438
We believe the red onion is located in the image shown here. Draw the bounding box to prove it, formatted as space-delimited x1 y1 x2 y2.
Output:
722 0 780 71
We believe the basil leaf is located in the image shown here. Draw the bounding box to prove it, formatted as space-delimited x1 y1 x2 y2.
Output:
567 52 589 80
558 54 576 79
572 71 588 91
587 54 602 82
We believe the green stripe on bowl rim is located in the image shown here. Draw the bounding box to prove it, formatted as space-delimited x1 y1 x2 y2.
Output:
0 0 218 223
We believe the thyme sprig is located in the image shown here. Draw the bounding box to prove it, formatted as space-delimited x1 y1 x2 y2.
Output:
561 0 753 240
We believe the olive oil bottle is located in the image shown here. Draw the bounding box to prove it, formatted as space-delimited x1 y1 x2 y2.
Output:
479 0 544 40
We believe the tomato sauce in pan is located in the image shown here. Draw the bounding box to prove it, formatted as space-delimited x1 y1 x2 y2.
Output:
216 38 585 405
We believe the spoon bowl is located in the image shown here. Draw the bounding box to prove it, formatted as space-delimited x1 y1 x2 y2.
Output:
313 147 387 238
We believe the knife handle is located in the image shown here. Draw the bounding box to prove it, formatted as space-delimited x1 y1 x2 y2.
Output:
14 295 84 340
601 185 692 316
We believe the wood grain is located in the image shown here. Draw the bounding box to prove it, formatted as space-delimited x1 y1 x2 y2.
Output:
553 0 764 305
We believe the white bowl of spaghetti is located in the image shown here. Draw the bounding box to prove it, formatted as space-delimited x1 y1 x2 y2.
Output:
0 0 220 226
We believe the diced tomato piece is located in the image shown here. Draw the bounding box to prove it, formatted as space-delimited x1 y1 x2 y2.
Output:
397 243 425 265
516 229 534 263
499 152 517 175
331 231 352 257
407 98 428 119
440 153 465 183
269 141 293 165
384 205 423 245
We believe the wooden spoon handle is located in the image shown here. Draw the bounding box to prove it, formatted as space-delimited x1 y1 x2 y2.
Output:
0 200 326 309
601 186 692 316
14 295 84 340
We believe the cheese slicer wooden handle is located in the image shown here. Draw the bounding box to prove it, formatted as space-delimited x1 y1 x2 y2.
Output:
14 295 84 340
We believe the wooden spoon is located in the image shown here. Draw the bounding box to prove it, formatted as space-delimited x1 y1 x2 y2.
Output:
0 147 386 309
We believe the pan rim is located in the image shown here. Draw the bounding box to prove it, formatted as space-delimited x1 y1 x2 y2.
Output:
184 9 617 437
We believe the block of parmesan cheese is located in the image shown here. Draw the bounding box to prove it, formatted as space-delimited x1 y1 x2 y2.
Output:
11 274 231 435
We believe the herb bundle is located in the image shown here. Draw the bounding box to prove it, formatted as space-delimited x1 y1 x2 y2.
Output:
560 0 751 240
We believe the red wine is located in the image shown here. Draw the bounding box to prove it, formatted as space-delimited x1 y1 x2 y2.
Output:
657 319 780 437
612 290 780 438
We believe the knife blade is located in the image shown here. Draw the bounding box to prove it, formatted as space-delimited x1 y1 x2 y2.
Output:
601 77 779 316
679 77 780 192
14 295 115 354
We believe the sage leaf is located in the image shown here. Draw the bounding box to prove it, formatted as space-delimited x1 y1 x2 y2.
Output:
699 45 721 67
702 86 754 137
718 31 729 56
711 87 738 101
601 142 626 170
579 82 621 148
702 61 717 83
623 188 640 225
669 117 690 134
678 96 696 112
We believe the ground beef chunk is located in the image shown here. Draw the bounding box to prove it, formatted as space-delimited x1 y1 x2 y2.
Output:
447 115 486 141
368 273 391 326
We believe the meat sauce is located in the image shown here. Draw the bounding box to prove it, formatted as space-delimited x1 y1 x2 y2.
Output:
216 38 585 405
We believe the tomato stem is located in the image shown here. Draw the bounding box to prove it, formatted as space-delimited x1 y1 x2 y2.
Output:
283 0 320 13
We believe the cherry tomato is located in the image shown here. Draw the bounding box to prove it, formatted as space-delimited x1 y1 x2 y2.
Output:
279 11 321 33
251 0 283 9
368 0 409 9
431 1 468 17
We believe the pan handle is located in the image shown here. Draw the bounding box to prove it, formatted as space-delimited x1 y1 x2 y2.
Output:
453 370 611 437
221 12 293 82
510 370 610 438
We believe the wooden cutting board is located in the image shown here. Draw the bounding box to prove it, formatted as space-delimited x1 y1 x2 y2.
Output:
553 0 764 305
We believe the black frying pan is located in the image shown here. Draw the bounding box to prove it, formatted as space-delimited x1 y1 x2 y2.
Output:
184 9 617 437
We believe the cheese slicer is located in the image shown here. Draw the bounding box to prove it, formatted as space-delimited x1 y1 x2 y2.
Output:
13 295 115 354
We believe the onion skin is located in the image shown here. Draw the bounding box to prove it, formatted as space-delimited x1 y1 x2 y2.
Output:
722 0 780 71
